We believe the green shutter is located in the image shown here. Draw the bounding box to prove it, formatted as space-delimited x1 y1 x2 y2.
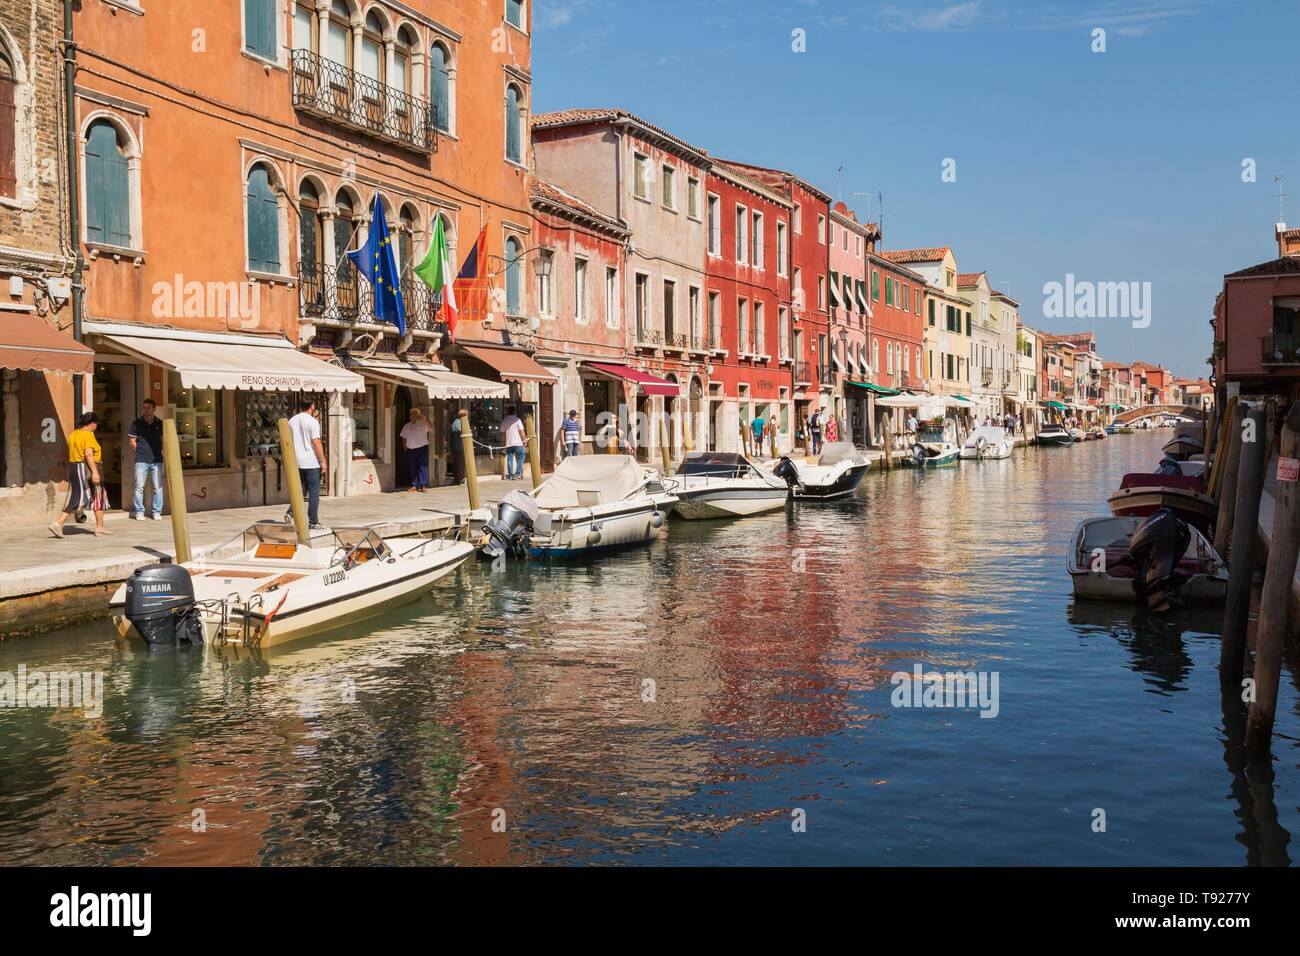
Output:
928 299 935 326
85 121 130 247
871 270 879 301
245 0 276 59
247 167 280 273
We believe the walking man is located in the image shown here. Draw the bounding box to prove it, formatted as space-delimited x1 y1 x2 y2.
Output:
562 409 581 458
750 411 766 456
288 400 326 529
809 407 822 456
502 406 526 480
128 398 164 520
400 407 432 493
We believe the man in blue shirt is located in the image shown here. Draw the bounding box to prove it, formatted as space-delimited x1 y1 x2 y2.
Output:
562 409 581 458
750 412 766 456
128 398 164 520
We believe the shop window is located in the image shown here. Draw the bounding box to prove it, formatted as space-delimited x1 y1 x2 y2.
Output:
469 398 504 448
353 385 378 458
584 378 612 436
169 372 222 468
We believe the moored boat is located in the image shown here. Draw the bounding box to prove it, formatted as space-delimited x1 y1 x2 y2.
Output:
959 425 1014 460
1036 423 1073 446
1161 435 1203 460
665 451 789 519
1068 512 1227 606
478 455 676 559
1106 472 1216 536
110 523 473 650
772 442 872 498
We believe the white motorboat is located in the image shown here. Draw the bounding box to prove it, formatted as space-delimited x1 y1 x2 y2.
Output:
1067 513 1227 605
478 455 676 559
771 442 872 499
959 425 1015 460
110 523 473 650
1036 423 1073 446
665 451 789 520
904 423 960 467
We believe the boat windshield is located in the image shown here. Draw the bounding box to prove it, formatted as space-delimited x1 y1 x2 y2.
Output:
336 528 391 566
679 452 750 477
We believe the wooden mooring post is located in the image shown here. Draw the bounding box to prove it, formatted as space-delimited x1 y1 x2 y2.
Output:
1245 402 1300 753
458 409 480 510
276 417 310 545
524 413 543 489
882 416 895 470
658 413 672 474
161 418 192 563
1213 402 1247 557
1219 406 1268 687
1207 395 1239 499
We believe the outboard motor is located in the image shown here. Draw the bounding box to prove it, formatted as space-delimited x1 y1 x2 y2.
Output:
772 456 800 489
911 443 928 466
975 436 988 459
124 563 204 645
1128 508 1191 612
1153 456 1182 477
480 490 540 561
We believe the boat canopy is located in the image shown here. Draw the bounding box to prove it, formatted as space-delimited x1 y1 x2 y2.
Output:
818 442 863 466
680 451 751 476
534 454 647 509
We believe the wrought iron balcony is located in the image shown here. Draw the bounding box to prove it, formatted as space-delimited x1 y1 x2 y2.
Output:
636 326 662 349
793 361 811 385
298 260 446 337
707 325 722 351
981 365 994 386
291 49 437 154
1261 334 1300 365
663 331 687 352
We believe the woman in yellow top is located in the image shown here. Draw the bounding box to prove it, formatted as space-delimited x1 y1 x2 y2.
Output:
49 412 110 538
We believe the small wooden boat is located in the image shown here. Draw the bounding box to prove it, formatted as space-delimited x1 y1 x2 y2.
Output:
110 523 474 649
1068 514 1227 604
1107 473 1216 535
772 442 872 498
666 451 789 519
1036 423 1073 446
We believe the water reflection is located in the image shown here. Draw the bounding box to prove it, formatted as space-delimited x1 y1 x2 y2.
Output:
0 432 1296 865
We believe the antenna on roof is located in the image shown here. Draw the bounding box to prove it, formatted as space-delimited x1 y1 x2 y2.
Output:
1275 175 1288 224
878 191 885 243
851 190 872 223
836 166 844 203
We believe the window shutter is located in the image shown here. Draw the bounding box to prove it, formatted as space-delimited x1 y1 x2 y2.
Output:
247 168 280 273
0 69 15 198
245 0 276 60
85 122 131 247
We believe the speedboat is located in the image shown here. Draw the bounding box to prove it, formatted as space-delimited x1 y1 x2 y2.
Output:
1087 425 1107 440
1068 511 1227 608
477 455 676 559
1161 434 1203 461
1107 472 1216 535
1070 427 1088 442
959 425 1014 460
665 451 789 520
110 522 473 650
771 442 872 499
1036 423 1073 446
904 424 960 467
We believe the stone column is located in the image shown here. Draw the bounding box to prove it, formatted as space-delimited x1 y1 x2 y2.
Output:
2 370 20 487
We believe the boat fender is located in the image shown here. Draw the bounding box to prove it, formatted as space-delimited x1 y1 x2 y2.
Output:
650 511 664 529
587 527 603 546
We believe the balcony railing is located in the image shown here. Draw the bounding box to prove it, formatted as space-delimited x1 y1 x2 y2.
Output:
291 49 437 154
817 363 832 382
708 325 722 351
636 326 662 348
1262 334 1300 365
298 260 447 336
981 365 994 386
663 331 687 351
794 361 811 384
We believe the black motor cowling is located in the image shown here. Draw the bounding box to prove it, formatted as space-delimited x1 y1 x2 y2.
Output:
1153 456 1182 476
772 457 800 488
124 562 203 645
1128 508 1191 612
480 490 539 561
911 443 928 465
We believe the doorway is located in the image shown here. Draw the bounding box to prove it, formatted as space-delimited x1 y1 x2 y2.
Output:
393 384 413 487
538 382 555 472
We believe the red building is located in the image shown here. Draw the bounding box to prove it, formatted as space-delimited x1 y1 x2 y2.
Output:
719 161 832 451
864 246 928 441
704 162 793 453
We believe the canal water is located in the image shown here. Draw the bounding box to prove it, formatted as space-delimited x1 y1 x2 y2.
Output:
0 431 1295 866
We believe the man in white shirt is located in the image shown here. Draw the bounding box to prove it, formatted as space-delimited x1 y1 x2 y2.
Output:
501 406 526 480
288 400 326 529
400 407 432 493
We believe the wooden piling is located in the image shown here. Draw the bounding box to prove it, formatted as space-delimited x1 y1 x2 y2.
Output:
459 409 480 510
658 412 672 474
1245 401 1300 753
161 418 192 564
276 417 309 545
1219 407 1268 686
1207 395 1239 499
1213 402 1247 556
682 411 694 453
524 413 543 489
882 416 894 471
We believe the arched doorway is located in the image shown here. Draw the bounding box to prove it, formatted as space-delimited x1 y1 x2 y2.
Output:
393 385 413 487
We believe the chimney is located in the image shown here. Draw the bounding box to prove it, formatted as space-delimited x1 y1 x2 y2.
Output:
1277 222 1300 258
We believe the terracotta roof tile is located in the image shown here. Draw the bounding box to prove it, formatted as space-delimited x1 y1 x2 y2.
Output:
1226 256 1300 278
532 108 709 159
956 271 985 287
881 247 951 264
528 174 626 232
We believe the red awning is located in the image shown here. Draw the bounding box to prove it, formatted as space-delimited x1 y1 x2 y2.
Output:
584 362 679 397
462 344 555 383
0 314 93 374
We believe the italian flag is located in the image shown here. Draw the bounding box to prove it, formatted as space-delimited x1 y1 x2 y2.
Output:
414 217 457 336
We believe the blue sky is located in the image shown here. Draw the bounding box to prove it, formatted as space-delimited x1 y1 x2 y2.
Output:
532 0 1299 378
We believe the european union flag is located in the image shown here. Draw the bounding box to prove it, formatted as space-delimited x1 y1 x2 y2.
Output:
347 194 407 336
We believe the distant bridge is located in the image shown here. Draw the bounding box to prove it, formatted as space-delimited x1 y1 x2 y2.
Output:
1112 404 1204 425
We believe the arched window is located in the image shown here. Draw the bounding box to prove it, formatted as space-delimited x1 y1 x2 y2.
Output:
397 203 419 279
430 43 451 133
292 2 317 53
298 180 323 272
327 1 352 69
504 83 522 164
361 11 385 86
84 119 132 248
245 163 281 273
334 189 358 311
871 338 879 378
505 236 523 315
0 51 15 198
393 26 415 97
904 345 910 375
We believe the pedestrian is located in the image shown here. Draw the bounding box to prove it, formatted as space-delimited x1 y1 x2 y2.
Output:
824 412 840 443
562 409 581 458
795 414 806 452
50 412 109 538
750 410 766 455
502 405 526 480
400 407 432 493
809 407 822 455
128 398 165 520
906 413 918 440
288 400 326 530
449 409 464 484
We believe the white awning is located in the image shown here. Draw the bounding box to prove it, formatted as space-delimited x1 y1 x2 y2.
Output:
350 358 508 399
84 321 364 393
828 274 843 308
855 281 870 313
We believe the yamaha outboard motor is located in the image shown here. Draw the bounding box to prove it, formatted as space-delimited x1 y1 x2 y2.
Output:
1153 456 1182 477
124 563 204 645
480 490 540 561
772 456 800 489
1128 508 1191 612
911 443 928 466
